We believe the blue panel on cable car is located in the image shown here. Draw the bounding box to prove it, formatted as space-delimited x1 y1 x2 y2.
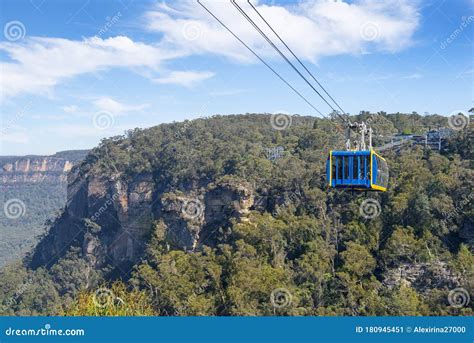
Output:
326 150 388 192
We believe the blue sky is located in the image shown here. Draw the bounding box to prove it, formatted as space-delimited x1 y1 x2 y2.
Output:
0 0 472 155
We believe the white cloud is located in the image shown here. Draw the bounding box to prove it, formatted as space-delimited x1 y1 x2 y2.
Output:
62 105 78 113
145 0 420 62
153 70 214 87
93 96 149 115
0 36 185 100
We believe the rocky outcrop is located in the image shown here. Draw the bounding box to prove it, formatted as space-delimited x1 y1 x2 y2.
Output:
158 179 254 251
32 170 155 271
31 171 255 274
0 151 88 184
160 193 205 250
382 262 461 292
2 157 72 173
205 179 254 223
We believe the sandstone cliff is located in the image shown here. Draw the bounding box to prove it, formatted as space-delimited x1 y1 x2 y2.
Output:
31 161 256 277
0 150 88 184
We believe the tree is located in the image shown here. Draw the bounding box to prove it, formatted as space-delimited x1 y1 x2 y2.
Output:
341 242 376 278
387 284 428 315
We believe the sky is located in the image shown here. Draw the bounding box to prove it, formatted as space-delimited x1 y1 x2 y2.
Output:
0 0 472 155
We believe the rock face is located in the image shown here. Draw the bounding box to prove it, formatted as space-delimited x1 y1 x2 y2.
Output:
31 165 255 275
160 193 206 250
158 179 254 251
0 151 88 184
32 170 155 272
382 262 461 292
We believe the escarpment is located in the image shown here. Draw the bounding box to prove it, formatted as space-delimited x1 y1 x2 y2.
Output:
0 151 88 184
30 164 256 276
31 169 156 271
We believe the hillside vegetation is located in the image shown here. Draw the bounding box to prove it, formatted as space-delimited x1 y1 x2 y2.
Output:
0 113 472 316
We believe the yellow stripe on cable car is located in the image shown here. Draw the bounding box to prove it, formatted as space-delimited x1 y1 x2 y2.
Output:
370 149 374 188
329 150 332 186
371 184 387 192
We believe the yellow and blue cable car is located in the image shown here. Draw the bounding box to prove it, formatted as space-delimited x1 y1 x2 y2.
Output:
326 149 388 192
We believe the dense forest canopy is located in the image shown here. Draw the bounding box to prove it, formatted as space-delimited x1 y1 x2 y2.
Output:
0 112 472 316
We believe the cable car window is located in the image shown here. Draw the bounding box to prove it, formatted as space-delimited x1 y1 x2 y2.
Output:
378 158 388 188
343 156 349 180
366 156 371 181
332 156 336 181
374 156 388 188
352 156 358 180
337 157 343 181
376 156 381 185
362 156 368 180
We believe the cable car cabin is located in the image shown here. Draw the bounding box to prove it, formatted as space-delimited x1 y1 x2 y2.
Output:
326 150 388 192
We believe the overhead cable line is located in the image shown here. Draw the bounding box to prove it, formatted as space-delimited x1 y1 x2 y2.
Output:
197 0 329 120
246 0 349 123
231 0 343 119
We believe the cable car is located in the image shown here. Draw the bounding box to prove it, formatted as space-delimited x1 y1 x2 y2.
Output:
326 149 388 191
325 122 389 192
